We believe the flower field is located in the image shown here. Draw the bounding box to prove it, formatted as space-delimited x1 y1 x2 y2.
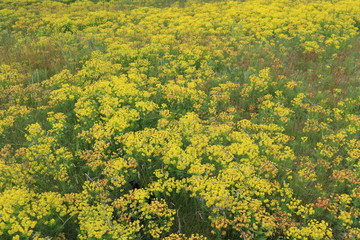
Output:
0 0 359 239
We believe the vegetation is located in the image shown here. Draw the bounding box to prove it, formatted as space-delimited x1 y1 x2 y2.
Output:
0 0 359 239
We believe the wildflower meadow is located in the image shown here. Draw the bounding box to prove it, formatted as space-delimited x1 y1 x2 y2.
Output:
0 0 359 239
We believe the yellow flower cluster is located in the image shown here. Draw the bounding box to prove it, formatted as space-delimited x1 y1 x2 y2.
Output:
287 220 333 240
0 188 67 239
0 0 359 239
